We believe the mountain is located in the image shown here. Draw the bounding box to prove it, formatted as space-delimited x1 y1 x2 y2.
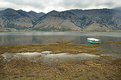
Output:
34 9 121 31
0 8 121 31
0 8 45 31
114 7 121 11
34 10 81 31
67 9 121 31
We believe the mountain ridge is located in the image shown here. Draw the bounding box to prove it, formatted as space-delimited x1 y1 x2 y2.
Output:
0 8 121 31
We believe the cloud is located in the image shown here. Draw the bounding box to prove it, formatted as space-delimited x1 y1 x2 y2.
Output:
59 0 121 10
0 0 121 13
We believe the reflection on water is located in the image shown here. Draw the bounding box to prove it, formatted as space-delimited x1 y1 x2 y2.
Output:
0 32 121 45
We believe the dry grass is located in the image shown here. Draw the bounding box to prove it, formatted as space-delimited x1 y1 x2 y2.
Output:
102 41 121 44
0 41 121 80
0 58 121 80
0 41 100 54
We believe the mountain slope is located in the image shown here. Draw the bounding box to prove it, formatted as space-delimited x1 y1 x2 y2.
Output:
66 9 121 30
34 10 81 31
35 9 121 31
0 8 121 31
0 8 45 31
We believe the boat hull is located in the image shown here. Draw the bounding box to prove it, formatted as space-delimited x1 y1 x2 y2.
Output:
88 40 101 44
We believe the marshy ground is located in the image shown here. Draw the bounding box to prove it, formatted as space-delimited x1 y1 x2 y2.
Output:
0 41 121 80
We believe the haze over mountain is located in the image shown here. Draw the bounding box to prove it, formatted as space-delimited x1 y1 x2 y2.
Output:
0 8 121 31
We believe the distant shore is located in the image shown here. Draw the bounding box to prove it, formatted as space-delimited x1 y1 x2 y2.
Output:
0 29 121 32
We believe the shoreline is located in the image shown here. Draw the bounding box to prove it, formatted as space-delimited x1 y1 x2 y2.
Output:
0 30 121 32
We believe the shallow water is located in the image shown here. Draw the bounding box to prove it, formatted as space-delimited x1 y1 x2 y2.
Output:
1 52 100 66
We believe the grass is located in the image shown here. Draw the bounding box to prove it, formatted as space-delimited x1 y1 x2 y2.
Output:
0 41 121 80
102 41 121 44
0 58 121 80
0 41 100 54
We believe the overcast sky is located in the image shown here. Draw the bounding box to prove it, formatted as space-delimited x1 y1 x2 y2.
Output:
0 0 120 13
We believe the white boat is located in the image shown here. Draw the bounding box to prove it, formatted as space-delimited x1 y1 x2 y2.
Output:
87 38 101 44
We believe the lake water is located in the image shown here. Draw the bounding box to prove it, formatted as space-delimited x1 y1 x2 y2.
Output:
0 32 121 55
0 32 121 45
0 32 121 65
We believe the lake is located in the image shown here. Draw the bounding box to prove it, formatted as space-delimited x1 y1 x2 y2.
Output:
0 32 121 55
0 32 121 45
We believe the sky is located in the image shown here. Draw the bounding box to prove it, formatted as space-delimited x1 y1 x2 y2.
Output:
0 0 120 13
